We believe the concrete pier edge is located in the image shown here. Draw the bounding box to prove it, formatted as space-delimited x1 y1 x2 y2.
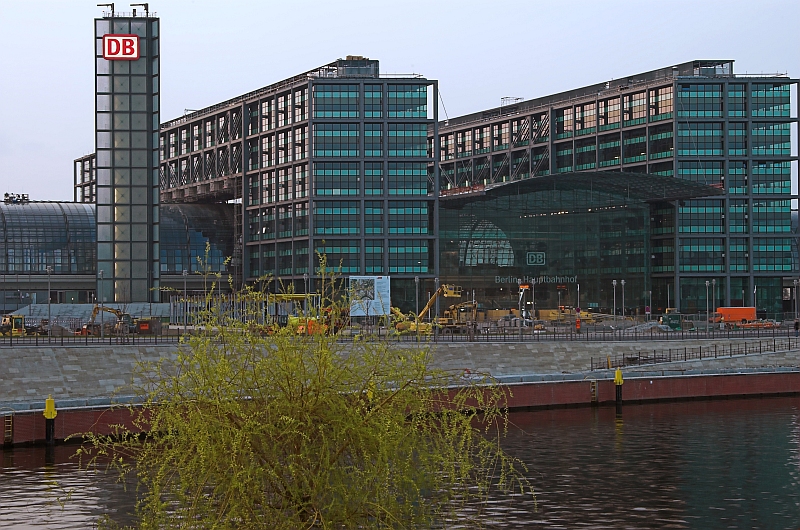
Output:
2 337 800 445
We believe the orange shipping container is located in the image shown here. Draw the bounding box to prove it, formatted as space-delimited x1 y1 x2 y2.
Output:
713 306 756 324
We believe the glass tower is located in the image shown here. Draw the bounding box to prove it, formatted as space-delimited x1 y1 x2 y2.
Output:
94 14 161 303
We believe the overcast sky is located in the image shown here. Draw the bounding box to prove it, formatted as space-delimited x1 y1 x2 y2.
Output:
0 0 797 201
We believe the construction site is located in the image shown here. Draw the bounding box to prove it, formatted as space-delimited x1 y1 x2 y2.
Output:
1 278 793 343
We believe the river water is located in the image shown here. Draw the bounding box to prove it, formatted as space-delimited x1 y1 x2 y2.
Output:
3 397 800 529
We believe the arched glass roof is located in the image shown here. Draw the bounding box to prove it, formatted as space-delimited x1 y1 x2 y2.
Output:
440 171 724 206
0 202 235 275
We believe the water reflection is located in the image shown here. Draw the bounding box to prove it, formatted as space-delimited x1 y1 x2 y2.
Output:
0 445 136 529
3 397 800 528
482 397 800 528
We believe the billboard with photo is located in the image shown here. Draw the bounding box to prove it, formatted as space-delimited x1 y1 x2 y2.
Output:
349 276 391 316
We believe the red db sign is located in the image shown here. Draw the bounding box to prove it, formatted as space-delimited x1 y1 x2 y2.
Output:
102 34 139 60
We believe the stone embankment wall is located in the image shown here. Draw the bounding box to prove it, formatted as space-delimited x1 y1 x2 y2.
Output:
2 338 800 446
2 337 799 410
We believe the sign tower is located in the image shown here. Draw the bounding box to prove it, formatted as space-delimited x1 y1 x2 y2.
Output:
94 7 160 303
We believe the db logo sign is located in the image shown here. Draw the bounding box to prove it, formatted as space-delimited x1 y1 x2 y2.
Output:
526 252 546 266
102 34 139 60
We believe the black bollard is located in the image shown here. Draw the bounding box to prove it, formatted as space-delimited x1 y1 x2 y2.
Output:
614 367 623 415
45 418 55 445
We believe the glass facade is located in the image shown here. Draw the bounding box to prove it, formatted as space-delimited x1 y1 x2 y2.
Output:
0 203 96 274
95 16 160 302
435 60 797 314
439 182 652 315
98 58 795 316
226 60 438 292
0 202 233 277
159 204 235 274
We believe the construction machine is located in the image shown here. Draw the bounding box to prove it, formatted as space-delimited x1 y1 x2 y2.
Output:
76 305 134 336
438 300 478 333
287 314 328 335
0 314 40 337
267 293 338 335
393 284 462 333
391 307 414 332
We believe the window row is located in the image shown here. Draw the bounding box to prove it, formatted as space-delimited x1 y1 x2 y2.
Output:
310 83 427 119
679 82 792 117
247 239 432 276
678 198 792 234
247 162 429 204
678 237 793 272
313 123 429 158
310 201 433 237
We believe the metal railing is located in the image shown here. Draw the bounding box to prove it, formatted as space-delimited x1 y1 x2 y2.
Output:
338 325 800 345
0 332 182 348
4 324 799 349
592 336 799 371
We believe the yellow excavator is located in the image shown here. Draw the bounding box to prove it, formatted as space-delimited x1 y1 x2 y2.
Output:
439 300 478 332
393 284 462 333
76 305 134 336
1 314 36 337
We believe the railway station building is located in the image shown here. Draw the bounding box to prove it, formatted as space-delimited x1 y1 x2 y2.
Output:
5 40 799 318
435 60 798 316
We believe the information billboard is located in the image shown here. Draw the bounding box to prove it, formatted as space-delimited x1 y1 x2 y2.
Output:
349 276 391 317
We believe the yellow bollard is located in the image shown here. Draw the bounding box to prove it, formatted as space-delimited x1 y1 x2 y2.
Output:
43 394 57 445
44 395 57 420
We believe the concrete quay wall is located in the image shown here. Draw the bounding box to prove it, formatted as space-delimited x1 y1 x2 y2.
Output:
2 337 800 409
2 337 800 446
6 368 800 446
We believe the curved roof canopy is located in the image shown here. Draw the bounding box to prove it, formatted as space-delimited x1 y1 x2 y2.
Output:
440 171 724 206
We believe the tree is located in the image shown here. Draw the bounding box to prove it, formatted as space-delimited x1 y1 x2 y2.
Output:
80 264 530 529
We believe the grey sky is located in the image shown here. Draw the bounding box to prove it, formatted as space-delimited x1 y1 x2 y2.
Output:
0 0 797 201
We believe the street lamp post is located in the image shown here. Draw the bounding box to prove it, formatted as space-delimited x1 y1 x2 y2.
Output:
712 279 716 316
46 266 52 339
532 278 536 321
98 270 104 340
182 269 188 336
414 276 419 342
612 280 617 323
794 279 799 322
434 277 439 341
705 280 710 335
577 283 580 314
518 283 524 341
648 290 652 322
621 280 625 322
557 290 562 323
303 272 309 315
